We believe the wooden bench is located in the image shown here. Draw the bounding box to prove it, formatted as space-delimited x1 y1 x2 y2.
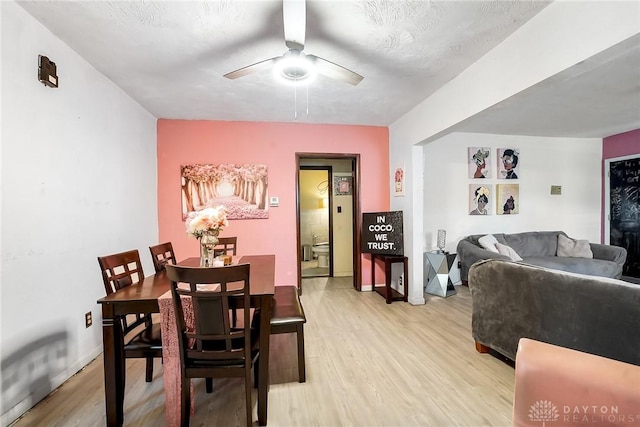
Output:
271 285 307 382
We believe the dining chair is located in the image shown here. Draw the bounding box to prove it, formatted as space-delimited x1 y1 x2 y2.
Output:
165 263 259 427
149 241 177 273
97 249 163 382
213 236 239 325
214 236 237 256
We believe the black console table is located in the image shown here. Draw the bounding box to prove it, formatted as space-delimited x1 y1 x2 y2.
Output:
371 254 408 304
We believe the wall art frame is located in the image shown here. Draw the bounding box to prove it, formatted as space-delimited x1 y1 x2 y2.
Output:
469 184 492 215
497 148 520 179
394 166 405 197
334 176 352 196
181 163 269 220
468 147 491 179
496 183 519 215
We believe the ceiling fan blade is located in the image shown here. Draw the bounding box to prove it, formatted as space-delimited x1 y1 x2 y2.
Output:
223 57 279 80
307 55 364 86
283 0 305 51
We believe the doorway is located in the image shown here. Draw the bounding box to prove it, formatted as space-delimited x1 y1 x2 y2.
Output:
296 154 361 291
299 166 332 278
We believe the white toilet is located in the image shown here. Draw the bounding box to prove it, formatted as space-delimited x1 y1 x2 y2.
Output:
312 243 330 268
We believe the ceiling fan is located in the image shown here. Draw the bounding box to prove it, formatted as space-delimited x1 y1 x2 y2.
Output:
224 0 363 86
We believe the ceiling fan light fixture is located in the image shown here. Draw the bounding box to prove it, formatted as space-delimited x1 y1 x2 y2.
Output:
224 0 362 86
273 51 317 85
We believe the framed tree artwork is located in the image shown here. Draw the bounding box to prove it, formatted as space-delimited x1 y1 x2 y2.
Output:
496 184 519 215
181 163 269 220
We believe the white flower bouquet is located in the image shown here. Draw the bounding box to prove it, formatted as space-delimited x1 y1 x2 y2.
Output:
185 206 229 239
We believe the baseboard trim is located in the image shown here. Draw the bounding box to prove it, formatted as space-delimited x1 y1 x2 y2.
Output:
409 296 426 305
332 272 352 277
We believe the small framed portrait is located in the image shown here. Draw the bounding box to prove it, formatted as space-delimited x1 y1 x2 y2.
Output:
496 184 519 215
468 147 491 179
469 184 492 215
334 176 352 196
393 167 405 197
498 148 520 179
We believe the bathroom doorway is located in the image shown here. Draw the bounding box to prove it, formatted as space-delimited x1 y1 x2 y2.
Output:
296 154 361 291
299 167 332 278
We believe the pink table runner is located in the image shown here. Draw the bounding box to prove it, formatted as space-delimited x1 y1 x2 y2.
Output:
158 290 195 427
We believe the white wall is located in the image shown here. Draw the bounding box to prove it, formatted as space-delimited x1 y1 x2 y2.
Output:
423 133 602 253
1 2 158 425
388 142 424 304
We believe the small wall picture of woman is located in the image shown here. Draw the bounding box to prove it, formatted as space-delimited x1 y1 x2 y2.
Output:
394 167 404 197
498 148 520 179
469 185 491 215
496 184 519 215
468 147 491 178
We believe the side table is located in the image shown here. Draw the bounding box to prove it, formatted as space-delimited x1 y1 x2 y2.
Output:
371 254 408 304
424 251 457 297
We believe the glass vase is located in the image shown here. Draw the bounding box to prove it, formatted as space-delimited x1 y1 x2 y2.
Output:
199 233 219 267
437 229 447 253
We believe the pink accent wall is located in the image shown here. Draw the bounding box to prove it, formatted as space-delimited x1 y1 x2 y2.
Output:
603 129 640 159
157 120 390 286
601 129 640 242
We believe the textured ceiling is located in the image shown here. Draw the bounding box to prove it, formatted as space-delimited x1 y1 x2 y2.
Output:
17 0 640 138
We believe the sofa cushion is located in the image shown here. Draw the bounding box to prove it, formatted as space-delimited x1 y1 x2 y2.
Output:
504 231 562 257
522 256 620 279
557 234 593 258
478 234 500 253
495 243 523 261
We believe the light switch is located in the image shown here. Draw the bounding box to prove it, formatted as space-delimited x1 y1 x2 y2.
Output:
551 185 562 195
269 196 279 207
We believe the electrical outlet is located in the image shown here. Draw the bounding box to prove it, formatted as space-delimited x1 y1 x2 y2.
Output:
85 311 92 328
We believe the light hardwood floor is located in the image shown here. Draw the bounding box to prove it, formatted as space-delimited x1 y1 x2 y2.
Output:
12 278 515 427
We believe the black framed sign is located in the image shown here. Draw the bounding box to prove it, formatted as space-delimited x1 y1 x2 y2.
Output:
361 211 404 255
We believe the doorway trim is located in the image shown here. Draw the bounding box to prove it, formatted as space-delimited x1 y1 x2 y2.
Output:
295 153 362 291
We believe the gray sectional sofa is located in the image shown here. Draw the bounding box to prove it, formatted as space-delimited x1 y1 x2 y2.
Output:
469 259 640 366
457 231 627 282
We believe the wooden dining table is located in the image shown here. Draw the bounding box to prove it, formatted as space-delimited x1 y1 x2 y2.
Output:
97 254 275 427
